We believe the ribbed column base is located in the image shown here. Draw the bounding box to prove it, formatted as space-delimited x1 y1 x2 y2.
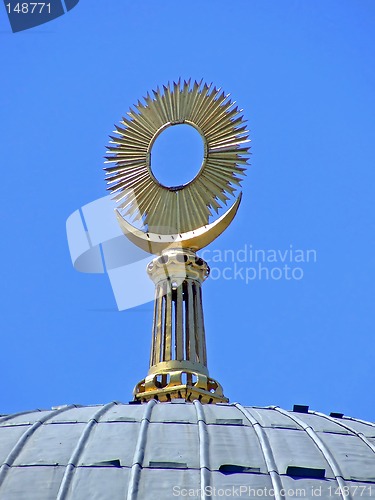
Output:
133 369 228 404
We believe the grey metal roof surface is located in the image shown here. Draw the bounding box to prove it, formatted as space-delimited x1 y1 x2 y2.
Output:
0 401 374 499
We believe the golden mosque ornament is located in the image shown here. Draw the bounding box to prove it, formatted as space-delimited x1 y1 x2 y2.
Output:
105 80 250 404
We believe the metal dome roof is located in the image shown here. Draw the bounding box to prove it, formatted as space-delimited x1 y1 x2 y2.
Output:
0 401 374 499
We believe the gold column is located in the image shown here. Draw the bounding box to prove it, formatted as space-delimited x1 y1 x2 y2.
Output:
133 248 228 404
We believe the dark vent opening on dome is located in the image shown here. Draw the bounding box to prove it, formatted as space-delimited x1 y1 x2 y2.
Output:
330 412 344 419
271 423 298 430
149 461 187 469
293 405 309 414
89 459 121 468
215 418 243 425
286 466 325 479
219 465 261 475
129 400 142 405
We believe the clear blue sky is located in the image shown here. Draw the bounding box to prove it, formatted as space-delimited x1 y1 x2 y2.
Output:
1 1 374 421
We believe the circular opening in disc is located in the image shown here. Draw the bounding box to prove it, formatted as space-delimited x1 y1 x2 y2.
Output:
149 124 204 187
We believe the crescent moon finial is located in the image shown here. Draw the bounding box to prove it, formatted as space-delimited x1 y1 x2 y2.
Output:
115 192 243 254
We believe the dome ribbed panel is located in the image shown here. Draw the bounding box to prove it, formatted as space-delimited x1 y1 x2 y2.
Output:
0 403 373 499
